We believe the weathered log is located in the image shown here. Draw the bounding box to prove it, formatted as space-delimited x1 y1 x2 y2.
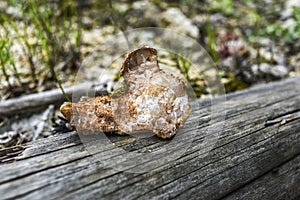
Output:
0 83 107 117
0 77 300 200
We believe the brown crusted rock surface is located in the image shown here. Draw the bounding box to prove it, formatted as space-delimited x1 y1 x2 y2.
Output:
60 96 119 133
60 45 191 138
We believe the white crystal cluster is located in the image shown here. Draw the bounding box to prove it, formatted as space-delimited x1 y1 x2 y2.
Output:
113 46 191 138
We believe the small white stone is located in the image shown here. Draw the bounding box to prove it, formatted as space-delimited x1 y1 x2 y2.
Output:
270 65 288 78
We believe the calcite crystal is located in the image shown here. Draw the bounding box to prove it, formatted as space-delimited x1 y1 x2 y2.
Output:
60 46 191 139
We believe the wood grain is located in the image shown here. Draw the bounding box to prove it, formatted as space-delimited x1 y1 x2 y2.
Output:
1 77 300 200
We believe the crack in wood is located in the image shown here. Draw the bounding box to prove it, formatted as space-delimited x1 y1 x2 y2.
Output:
265 109 300 126
0 145 26 164
221 153 300 200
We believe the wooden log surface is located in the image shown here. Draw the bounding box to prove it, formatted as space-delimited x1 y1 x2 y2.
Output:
0 82 107 117
1 77 300 199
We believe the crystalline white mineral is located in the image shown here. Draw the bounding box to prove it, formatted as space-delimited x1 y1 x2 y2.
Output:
60 46 191 139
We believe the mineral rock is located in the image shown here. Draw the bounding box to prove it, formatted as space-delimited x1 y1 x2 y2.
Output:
60 46 191 139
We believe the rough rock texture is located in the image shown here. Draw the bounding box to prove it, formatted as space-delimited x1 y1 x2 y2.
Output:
159 8 199 38
60 46 191 138
60 96 117 134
